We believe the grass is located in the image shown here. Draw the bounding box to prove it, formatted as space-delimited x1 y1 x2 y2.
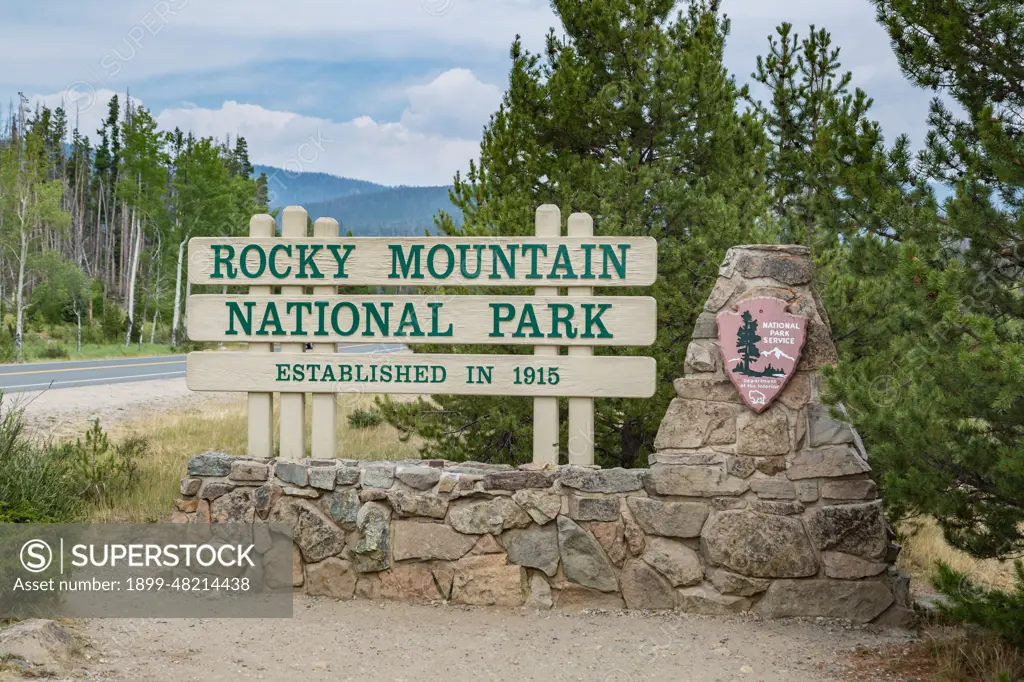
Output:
897 517 1020 593
842 626 1024 681
19 341 181 363
91 393 422 523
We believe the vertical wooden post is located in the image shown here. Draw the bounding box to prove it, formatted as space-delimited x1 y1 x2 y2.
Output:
247 214 275 459
311 217 338 459
533 204 560 465
279 206 307 460
567 212 595 465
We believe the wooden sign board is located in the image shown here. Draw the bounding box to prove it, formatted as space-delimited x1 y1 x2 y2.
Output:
186 352 657 398
716 297 808 412
186 295 657 346
187 237 657 287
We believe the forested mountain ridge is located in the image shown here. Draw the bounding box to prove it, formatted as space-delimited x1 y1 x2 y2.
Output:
252 164 384 208
254 165 461 236
302 184 461 236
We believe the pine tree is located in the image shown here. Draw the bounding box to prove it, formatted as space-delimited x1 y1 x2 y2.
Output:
827 0 1024 561
734 311 761 375
376 0 770 467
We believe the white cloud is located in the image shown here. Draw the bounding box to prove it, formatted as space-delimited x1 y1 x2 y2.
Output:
400 68 503 138
27 68 498 186
153 68 502 185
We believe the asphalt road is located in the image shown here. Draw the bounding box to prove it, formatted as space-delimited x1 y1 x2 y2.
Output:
0 343 406 393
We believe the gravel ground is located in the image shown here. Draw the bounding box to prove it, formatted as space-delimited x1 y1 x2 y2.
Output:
7 380 917 682
13 378 236 439
68 597 913 682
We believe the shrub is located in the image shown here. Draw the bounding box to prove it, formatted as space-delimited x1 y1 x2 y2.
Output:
933 560 1024 651
39 342 69 360
0 397 84 522
71 420 144 506
347 408 383 429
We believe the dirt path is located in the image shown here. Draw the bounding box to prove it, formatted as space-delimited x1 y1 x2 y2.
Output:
66 597 912 682
12 378 236 440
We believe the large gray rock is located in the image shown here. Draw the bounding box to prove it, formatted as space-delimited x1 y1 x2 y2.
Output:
361 464 396 489
336 465 361 486
626 497 709 538
188 451 234 476
619 559 676 610
684 340 718 373
556 516 619 592
822 551 888 579
392 520 476 561
451 555 526 606
644 464 748 497
321 488 359 529
200 481 235 501
511 489 561 525
483 471 554 490
619 499 646 556
395 465 442 490
377 562 444 601
307 465 337 491
558 467 643 493
180 477 202 496
755 579 893 623
211 488 255 524
526 572 553 609
750 478 797 500
275 461 309 486
653 399 737 449
501 524 560 576
706 568 770 596
641 537 703 587
567 495 620 522
447 497 531 535
821 479 877 500
676 585 751 615
386 489 448 519
702 511 818 578
808 404 856 446
304 558 356 599
731 248 813 285
353 502 392 572
786 446 871 480
270 498 346 564
230 460 269 482
736 408 790 456
805 501 887 560
253 483 282 520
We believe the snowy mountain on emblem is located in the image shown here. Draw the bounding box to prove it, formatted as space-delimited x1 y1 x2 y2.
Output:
761 347 795 361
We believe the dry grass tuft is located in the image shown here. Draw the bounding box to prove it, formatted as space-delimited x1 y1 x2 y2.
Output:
897 517 1019 593
91 393 421 523
840 627 1024 681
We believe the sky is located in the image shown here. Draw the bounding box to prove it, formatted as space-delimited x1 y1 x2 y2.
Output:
1 0 936 187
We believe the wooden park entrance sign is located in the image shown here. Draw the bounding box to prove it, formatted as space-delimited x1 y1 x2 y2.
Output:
185 205 658 465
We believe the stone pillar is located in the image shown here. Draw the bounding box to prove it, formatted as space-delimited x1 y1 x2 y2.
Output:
650 244 914 627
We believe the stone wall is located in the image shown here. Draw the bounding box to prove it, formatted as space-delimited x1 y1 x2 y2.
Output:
170 244 912 626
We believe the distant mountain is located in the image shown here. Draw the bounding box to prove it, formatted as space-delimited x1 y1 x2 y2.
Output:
253 165 385 208
253 166 461 236
305 185 462 237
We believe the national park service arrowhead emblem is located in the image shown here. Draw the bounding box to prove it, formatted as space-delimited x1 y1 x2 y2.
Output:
716 297 808 412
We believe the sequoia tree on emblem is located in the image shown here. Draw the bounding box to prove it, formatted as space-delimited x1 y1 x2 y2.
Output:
715 297 808 412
